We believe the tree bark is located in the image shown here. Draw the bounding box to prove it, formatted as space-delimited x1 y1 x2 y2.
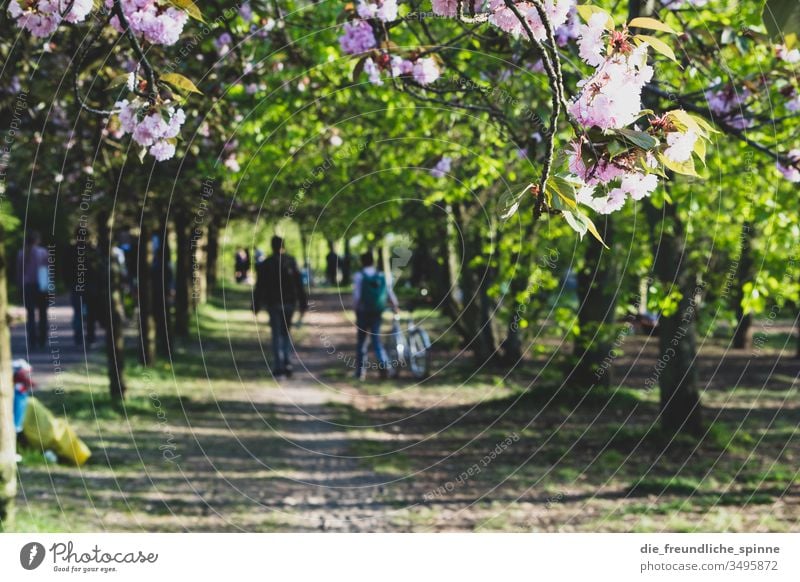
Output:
205 217 219 299
732 222 754 349
571 217 618 389
154 218 172 359
137 222 156 366
453 203 498 363
97 213 127 403
645 201 704 436
174 210 191 338
0 226 16 527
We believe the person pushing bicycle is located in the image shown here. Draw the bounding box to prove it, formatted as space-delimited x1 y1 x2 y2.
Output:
352 250 399 381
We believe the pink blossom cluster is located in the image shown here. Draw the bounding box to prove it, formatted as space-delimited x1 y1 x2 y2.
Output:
106 0 189 46
777 150 800 183
569 43 653 130
705 82 752 129
430 0 483 18
339 20 377 54
430 156 452 178
776 44 800 64
361 54 439 86
569 140 658 214
487 0 574 41
115 98 185 161
8 0 93 38
357 0 398 22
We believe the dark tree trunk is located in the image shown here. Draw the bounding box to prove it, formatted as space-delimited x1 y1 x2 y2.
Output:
206 217 219 298
137 222 156 366
732 222 754 349
0 226 16 527
174 210 191 338
342 238 352 285
97 213 127 403
571 217 617 389
501 222 537 364
154 218 172 359
454 204 497 363
645 201 704 436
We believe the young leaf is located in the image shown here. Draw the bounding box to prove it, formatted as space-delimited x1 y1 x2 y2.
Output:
576 5 614 29
657 151 699 177
629 17 678 35
160 73 203 95
563 210 609 248
167 0 205 23
635 34 677 62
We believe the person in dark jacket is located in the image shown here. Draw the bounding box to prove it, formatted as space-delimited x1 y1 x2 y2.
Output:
254 236 308 378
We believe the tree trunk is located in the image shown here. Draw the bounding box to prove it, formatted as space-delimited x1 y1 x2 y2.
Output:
206 217 219 298
645 201 704 436
154 219 172 359
137 223 156 366
174 210 190 338
98 213 127 403
453 204 497 363
0 226 16 528
732 222 754 349
342 238 352 285
571 217 618 389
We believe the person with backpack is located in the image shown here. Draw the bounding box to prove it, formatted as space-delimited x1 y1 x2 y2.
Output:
254 236 308 378
352 250 399 381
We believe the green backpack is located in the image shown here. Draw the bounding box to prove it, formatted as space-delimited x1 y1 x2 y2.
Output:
360 271 387 313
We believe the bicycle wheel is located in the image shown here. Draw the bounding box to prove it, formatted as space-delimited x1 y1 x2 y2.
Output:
407 327 431 379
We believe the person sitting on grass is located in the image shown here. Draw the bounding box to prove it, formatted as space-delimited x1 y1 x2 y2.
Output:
352 250 399 381
254 236 308 379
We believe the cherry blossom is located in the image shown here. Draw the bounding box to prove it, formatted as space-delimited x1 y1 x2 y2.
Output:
431 156 452 178
8 0 93 38
777 150 800 183
776 45 800 64
569 43 653 130
430 0 483 18
114 98 185 161
488 0 575 41
357 0 398 22
412 58 441 85
577 12 607 67
339 20 377 54
107 0 189 46
663 130 698 164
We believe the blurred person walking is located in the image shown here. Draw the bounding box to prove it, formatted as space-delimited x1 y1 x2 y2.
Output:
16 230 49 351
254 236 308 378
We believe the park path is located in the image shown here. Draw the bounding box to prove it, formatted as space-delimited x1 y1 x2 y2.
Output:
9 298 105 389
12 290 408 532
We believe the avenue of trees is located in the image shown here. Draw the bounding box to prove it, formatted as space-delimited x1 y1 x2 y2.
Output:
1 0 799 526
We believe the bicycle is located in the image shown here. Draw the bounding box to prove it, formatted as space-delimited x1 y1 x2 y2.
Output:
389 313 432 379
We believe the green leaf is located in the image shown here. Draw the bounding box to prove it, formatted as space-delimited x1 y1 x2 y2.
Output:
628 17 678 35
545 175 579 210
498 184 534 221
106 73 131 91
576 5 614 29
563 210 609 248
635 34 677 62
160 73 202 95
612 128 659 150
763 0 800 42
166 0 204 23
